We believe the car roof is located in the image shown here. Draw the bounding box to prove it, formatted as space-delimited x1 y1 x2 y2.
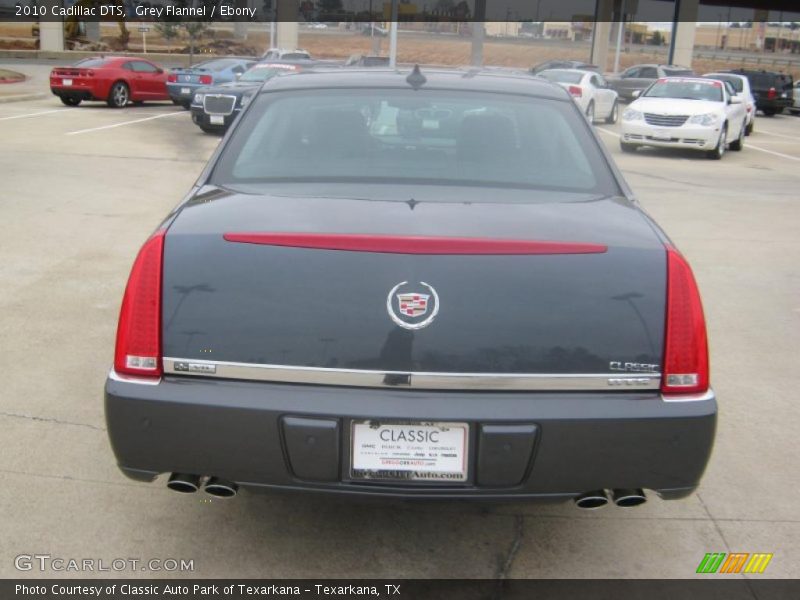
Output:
258 67 569 100
540 68 592 75
660 76 722 83
79 56 146 63
627 64 690 69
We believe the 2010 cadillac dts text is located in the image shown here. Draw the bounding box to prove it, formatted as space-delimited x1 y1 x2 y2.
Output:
105 68 716 508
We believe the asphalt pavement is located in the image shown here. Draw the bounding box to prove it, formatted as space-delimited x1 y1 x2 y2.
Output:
0 80 798 579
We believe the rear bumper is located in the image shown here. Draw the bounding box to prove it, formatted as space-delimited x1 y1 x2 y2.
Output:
50 87 96 101
105 372 716 501
167 83 201 103
755 97 792 111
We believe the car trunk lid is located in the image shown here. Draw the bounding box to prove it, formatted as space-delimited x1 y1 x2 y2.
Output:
161 185 666 387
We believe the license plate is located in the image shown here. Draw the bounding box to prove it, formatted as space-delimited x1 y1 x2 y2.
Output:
209 115 224 125
653 129 672 141
181 87 190 94
351 421 469 482
62 79 72 86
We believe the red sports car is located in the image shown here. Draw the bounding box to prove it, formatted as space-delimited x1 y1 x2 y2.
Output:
50 57 170 108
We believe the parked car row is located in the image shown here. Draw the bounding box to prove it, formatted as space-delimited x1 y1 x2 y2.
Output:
48 55 796 153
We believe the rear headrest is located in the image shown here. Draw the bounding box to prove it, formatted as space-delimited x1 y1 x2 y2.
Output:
309 108 369 158
457 113 517 163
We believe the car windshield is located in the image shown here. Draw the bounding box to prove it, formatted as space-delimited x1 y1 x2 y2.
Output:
539 70 584 84
644 79 723 101
704 75 743 92
239 64 298 82
212 88 618 195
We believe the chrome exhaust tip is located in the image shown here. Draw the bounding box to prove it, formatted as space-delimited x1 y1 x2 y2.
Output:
204 477 238 498
166 473 200 493
574 490 609 509
612 488 647 507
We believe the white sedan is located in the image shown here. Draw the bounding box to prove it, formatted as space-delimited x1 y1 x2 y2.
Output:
620 77 748 159
537 69 619 124
703 72 756 135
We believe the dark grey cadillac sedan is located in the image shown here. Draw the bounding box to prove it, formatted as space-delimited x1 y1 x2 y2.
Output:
105 67 716 508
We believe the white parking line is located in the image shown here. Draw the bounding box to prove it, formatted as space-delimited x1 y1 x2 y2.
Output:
65 111 183 136
0 109 70 122
596 127 620 138
745 144 800 162
597 126 799 162
752 129 800 141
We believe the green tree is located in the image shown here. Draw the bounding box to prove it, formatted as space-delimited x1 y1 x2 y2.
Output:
183 23 210 65
155 22 180 54
650 30 664 46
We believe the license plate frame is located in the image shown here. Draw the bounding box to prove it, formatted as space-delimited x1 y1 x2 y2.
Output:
350 420 469 483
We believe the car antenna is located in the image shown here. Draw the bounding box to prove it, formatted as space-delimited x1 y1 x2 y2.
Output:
406 64 427 90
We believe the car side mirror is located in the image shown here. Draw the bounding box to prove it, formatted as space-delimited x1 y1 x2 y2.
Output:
631 89 641 98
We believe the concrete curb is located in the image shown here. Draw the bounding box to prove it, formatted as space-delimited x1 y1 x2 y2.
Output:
0 92 47 104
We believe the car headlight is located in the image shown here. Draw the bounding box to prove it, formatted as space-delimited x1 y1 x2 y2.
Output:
622 108 643 121
688 113 717 126
193 92 205 104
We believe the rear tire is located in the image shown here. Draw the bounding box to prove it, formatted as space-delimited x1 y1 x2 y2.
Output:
730 123 745 151
745 119 753 135
762 108 776 117
706 125 727 160
199 125 223 135
605 100 618 124
107 81 129 108
585 101 595 123
181 101 191 110
59 96 81 106
620 141 637 153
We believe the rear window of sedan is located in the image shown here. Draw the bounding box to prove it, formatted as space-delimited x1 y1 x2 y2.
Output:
538 70 584 84
211 88 618 195
75 58 110 68
192 59 233 71
704 74 743 92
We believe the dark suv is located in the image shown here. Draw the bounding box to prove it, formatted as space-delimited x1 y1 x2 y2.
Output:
728 69 794 116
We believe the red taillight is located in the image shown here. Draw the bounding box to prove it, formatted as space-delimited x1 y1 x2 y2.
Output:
767 87 777 99
568 85 582 97
661 246 709 395
199 75 212 85
114 230 166 378
167 74 177 83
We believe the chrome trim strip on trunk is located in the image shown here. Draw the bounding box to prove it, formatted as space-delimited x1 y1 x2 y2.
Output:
108 369 161 386
661 389 715 403
162 358 661 391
